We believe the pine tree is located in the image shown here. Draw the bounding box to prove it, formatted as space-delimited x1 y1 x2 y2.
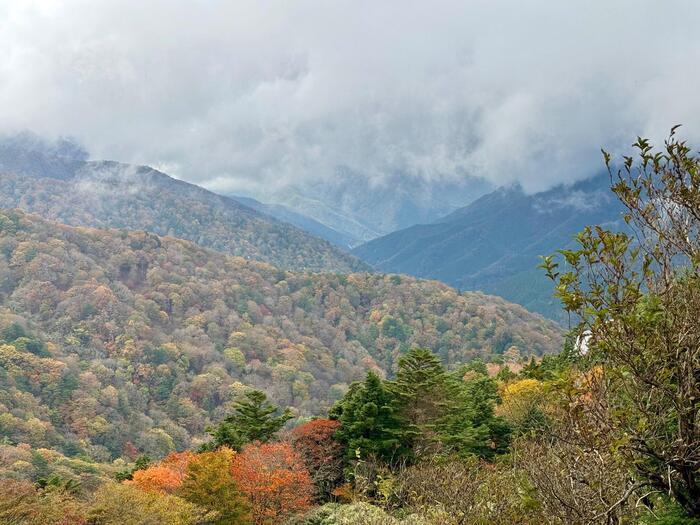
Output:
390 348 455 455
333 371 412 464
202 390 292 450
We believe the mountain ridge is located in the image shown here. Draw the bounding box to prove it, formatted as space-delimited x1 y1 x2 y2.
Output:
0 134 367 273
353 174 626 319
231 195 358 248
247 168 494 244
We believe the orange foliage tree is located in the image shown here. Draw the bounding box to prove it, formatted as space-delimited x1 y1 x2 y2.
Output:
127 451 193 493
230 442 314 524
290 418 344 500
126 448 253 524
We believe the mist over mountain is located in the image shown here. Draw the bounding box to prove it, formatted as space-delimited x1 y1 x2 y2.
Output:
249 169 493 244
0 134 367 273
4 2 699 198
231 195 358 248
353 173 626 320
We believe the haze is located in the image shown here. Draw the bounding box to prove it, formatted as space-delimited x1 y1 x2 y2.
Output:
1 0 699 194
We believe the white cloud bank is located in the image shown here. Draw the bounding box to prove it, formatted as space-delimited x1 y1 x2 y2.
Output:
1 0 699 193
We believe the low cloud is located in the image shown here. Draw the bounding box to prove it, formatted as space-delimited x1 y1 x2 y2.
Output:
1 1 699 193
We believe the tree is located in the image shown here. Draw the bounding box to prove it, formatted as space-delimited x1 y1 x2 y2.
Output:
332 371 412 464
290 418 344 500
515 366 652 525
115 454 152 481
2 322 26 343
498 378 547 436
128 451 192 493
392 349 450 423
202 390 292 451
0 479 87 525
440 368 510 458
199 419 246 452
230 442 314 524
178 447 251 525
395 456 547 525
541 129 700 517
390 348 509 458
88 482 207 525
390 348 458 456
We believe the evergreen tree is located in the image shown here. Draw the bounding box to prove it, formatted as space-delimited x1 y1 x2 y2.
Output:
392 348 451 415
441 370 510 458
333 371 412 464
199 420 245 452
390 348 510 458
390 348 454 455
202 390 292 451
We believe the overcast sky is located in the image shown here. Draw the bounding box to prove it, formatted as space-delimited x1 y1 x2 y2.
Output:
1 1 699 193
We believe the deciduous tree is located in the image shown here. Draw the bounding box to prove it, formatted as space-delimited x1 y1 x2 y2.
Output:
127 451 192 493
88 482 207 525
178 447 251 524
290 418 344 500
230 442 314 524
542 129 700 516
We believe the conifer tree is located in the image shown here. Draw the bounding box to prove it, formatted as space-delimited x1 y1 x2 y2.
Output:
333 371 412 464
390 348 454 455
440 369 510 458
392 348 451 416
202 390 292 451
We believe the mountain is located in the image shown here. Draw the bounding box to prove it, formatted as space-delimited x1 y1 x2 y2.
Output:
0 133 366 273
0 209 563 460
353 174 626 320
232 195 357 248
248 168 494 244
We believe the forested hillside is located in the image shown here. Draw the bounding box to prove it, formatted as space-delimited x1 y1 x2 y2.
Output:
0 209 562 462
0 134 367 273
354 174 625 319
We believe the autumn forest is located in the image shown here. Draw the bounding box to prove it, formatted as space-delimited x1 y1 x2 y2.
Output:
0 131 696 524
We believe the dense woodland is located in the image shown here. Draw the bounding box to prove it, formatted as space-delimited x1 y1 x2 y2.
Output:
0 209 561 464
0 132 698 524
0 135 367 273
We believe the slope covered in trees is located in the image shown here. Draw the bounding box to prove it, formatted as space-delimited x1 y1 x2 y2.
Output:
232 195 358 249
0 133 367 273
0 132 697 524
354 174 626 319
0 209 562 463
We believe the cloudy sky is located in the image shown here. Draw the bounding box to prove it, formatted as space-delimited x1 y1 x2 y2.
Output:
1 1 699 193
